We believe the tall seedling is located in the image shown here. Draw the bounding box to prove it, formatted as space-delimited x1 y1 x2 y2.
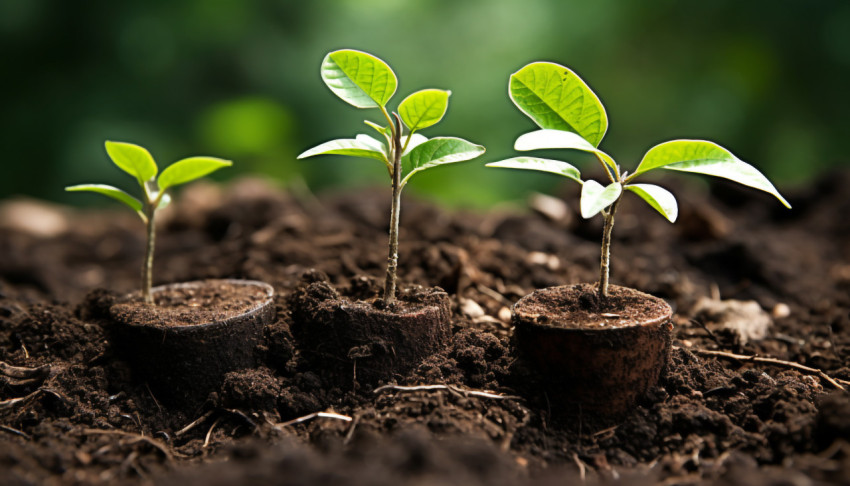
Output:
487 62 789 300
299 49 485 304
67 142 231 304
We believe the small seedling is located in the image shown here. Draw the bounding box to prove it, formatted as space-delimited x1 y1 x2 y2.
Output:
487 62 790 300
66 141 232 304
298 49 485 304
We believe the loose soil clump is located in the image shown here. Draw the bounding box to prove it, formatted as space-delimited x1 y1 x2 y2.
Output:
1 174 850 485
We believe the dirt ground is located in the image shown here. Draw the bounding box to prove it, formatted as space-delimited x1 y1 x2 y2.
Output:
1 172 849 485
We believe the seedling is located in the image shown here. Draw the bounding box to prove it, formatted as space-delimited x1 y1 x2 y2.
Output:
487 62 790 300
66 141 232 304
298 49 485 304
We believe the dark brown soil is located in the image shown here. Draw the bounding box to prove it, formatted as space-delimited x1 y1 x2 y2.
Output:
110 279 272 327
1 173 850 485
513 282 672 329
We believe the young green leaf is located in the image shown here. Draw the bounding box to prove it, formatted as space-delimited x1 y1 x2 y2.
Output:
514 129 618 174
509 62 608 147
365 120 391 138
297 138 389 164
105 141 158 185
157 157 232 191
321 49 397 109
485 157 582 184
401 133 428 155
625 183 678 223
400 137 485 186
580 180 622 219
65 184 143 213
399 89 450 132
632 140 790 208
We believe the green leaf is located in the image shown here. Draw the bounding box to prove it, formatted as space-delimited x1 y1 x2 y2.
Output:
625 183 678 223
157 157 232 191
321 49 397 109
399 89 450 132
355 134 387 154
298 138 389 163
509 62 608 147
401 133 428 155
514 129 618 174
485 157 581 184
401 137 485 186
633 140 790 208
104 141 158 185
65 184 143 213
580 180 622 219
365 120 391 137
158 192 172 210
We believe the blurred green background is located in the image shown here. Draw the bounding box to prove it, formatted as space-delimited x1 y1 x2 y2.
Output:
1 0 848 208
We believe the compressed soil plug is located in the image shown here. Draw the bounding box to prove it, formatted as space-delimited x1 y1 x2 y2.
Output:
290 278 451 386
512 283 673 417
109 279 275 407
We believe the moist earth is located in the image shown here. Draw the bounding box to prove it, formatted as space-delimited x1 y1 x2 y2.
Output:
1 173 850 485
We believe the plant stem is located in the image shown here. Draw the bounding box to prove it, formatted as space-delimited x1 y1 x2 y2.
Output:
141 204 156 304
598 197 621 300
383 114 403 304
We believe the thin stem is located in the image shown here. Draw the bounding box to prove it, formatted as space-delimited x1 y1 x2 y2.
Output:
598 196 621 300
141 203 156 304
400 129 416 155
383 114 403 304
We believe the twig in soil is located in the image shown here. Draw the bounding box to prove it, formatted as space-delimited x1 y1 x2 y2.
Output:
687 347 847 392
0 424 31 439
373 384 522 401
475 283 513 306
343 413 361 445
203 417 222 449
273 411 353 429
175 410 214 438
145 384 162 413
80 428 181 461
0 361 50 379
689 319 721 346
0 389 42 410
223 408 260 432
572 452 588 482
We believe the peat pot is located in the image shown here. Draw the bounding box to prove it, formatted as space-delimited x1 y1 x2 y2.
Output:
109 279 275 406
291 280 451 386
513 283 673 417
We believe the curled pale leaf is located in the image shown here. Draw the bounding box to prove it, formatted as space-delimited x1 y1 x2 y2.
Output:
158 157 232 191
509 62 608 147
399 89 450 132
580 180 622 219
485 157 581 184
401 137 485 186
633 140 790 208
625 183 678 223
514 129 618 175
105 141 158 185
401 133 428 156
298 138 389 164
65 184 143 213
321 49 397 109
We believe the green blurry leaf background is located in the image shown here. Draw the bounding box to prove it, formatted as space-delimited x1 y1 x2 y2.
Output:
1 0 848 208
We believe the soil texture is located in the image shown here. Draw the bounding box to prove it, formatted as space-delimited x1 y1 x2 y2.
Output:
1 173 850 485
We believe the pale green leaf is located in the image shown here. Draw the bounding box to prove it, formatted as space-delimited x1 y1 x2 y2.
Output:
633 140 790 208
321 49 397 108
625 183 678 223
401 137 485 186
509 62 608 147
158 192 172 210
65 184 143 213
485 157 581 184
104 141 158 184
401 133 428 155
514 129 618 174
399 89 450 132
158 157 232 191
365 120 391 138
297 138 389 163
580 180 622 219
355 133 387 154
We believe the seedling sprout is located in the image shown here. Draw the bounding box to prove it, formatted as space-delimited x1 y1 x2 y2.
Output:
487 62 790 300
66 141 231 304
298 49 485 304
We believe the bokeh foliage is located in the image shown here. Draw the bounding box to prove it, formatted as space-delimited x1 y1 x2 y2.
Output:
1 0 848 208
